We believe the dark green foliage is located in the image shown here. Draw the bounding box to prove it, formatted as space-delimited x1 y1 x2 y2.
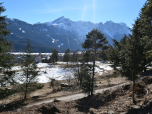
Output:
50 78 55 88
82 29 108 96
108 18 149 104
28 83 44 91
50 48 58 64
0 2 15 87
63 49 70 66
137 0 152 71
107 0 152 103
0 88 17 99
16 83 44 94
82 29 108 50
79 50 92 63
97 50 108 61
71 51 78 63
81 68 92 96
81 62 96 96
0 71 17 87
20 39 39 99
120 34 128 45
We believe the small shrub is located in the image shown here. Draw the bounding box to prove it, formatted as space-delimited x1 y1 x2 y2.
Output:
16 83 44 93
0 88 17 99
29 83 44 91
50 79 55 88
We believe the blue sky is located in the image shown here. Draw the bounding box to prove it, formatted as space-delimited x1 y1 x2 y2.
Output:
2 0 147 28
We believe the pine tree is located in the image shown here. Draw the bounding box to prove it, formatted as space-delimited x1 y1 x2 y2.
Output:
20 39 39 99
81 67 92 96
71 51 77 63
82 29 108 97
137 0 152 72
50 48 58 64
80 51 96 96
63 49 70 66
108 18 148 104
120 34 128 45
0 2 15 87
79 50 92 64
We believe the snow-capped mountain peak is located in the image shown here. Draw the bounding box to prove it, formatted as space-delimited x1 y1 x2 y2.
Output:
43 16 131 43
34 22 41 24
52 16 72 25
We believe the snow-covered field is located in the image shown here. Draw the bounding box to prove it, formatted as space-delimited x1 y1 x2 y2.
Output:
12 61 113 83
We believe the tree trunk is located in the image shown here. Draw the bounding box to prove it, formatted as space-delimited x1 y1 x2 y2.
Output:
91 58 95 97
144 67 147 73
143 59 147 72
24 73 28 99
24 83 28 99
133 79 136 104
91 47 96 97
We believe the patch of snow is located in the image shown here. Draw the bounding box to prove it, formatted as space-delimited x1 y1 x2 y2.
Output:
37 66 75 83
19 28 21 30
22 30 26 33
10 62 114 84
43 29 48 31
52 39 55 43
10 18 14 21
11 66 22 71
11 33 13 34
95 67 103 75
52 24 58 26
98 64 113 71
36 63 51 68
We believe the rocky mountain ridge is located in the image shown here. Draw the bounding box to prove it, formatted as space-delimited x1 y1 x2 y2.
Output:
44 16 131 44
6 17 131 52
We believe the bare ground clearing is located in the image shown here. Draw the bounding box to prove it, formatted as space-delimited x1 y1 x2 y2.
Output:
0 64 131 113
1 76 152 114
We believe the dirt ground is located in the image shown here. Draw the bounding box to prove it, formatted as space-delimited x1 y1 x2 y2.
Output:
1 76 152 114
0 64 129 108
1 62 149 113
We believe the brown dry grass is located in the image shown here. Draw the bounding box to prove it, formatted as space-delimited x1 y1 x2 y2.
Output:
0 70 128 107
95 70 130 89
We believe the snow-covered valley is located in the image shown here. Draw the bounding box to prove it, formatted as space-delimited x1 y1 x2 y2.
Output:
12 62 113 83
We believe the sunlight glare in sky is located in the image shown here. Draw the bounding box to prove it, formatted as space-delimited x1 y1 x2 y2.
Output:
2 0 147 28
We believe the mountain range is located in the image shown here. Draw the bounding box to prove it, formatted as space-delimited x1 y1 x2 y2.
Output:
6 16 132 52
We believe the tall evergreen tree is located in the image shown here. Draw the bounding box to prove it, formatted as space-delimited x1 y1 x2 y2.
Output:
80 50 96 96
71 51 78 63
63 49 70 66
108 18 148 104
120 34 128 45
50 48 58 64
81 67 92 96
0 2 15 86
82 29 108 97
137 0 152 71
108 0 152 104
20 39 39 99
